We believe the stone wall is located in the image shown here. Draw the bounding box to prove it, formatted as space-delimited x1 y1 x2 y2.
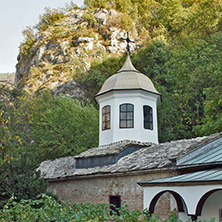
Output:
155 192 172 219
48 170 174 214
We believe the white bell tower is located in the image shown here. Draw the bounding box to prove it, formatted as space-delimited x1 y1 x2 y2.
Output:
95 34 161 147
95 54 161 147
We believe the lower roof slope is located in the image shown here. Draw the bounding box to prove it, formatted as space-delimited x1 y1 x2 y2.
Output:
176 136 222 168
138 168 222 186
38 133 221 181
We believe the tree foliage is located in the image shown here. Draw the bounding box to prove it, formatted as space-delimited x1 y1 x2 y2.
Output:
0 156 47 208
84 0 221 40
28 92 99 161
78 56 124 101
167 34 222 137
0 195 216 221
0 85 26 165
0 88 99 164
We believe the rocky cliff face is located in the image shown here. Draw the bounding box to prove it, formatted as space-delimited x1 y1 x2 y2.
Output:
16 8 141 98
0 73 15 85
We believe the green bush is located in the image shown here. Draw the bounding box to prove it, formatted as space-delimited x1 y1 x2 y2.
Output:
0 156 48 209
28 92 99 161
0 195 216 221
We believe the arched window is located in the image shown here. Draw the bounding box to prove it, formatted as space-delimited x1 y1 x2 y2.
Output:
102 105 111 130
120 103 134 128
143 105 153 130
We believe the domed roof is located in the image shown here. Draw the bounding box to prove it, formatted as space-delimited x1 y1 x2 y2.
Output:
95 54 161 100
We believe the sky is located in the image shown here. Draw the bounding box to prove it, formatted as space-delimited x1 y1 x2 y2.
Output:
0 0 84 73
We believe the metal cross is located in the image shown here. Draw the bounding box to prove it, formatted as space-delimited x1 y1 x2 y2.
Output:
120 32 135 53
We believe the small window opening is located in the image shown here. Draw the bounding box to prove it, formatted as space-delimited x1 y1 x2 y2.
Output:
109 195 121 215
120 103 134 128
102 105 111 130
143 105 153 130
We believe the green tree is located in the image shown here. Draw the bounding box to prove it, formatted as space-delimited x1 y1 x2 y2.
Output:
0 86 99 164
84 0 111 9
36 7 65 32
0 85 27 165
78 56 123 102
132 40 173 83
0 155 47 208
167 34 222 137
155 0 189 35
28 92 99 161
186 0 221 37
132 41 185 142
197 85 222 135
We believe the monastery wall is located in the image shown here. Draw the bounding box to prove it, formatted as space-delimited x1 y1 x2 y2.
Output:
48 170 174 215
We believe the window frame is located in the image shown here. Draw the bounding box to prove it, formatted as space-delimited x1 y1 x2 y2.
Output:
102 105 111 131
143 105 153 130
119 103 134 128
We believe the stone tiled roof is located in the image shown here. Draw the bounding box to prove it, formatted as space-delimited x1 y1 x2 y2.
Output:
38 133 222 180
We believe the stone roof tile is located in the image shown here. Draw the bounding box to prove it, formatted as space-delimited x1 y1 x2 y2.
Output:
37 133 222 180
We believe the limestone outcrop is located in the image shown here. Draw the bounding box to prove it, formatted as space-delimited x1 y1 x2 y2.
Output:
15 8 141 97
0 73 15 85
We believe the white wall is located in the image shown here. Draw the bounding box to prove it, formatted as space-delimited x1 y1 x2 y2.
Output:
96 90 159 146
143 185 222 221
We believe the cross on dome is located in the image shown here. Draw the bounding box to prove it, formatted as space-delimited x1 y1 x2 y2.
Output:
120 32 135 53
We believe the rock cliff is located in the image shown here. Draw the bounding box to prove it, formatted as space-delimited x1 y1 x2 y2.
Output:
0 73 15 85
16 8 142 98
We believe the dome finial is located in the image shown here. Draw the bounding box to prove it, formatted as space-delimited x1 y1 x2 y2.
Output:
120 32 135 54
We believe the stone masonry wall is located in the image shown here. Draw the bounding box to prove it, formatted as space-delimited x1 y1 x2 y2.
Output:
48 170 174 214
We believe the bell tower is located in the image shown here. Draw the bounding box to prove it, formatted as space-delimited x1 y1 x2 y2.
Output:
95 34 161 147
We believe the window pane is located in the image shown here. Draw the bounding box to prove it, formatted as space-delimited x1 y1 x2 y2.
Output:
127 112 133 120
110 195 121 216
120 104 126 112
127 104 133 111
120 112 126 120
120 104 134 128
127 120 133 128
120 120 126 128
